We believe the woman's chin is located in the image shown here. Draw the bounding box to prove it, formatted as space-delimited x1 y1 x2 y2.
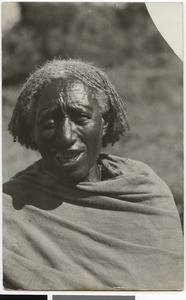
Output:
46 163 89 184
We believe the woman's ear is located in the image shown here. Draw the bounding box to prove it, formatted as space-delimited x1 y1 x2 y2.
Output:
102 119 108 137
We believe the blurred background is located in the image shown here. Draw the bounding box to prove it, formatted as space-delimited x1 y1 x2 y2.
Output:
2 2 183 224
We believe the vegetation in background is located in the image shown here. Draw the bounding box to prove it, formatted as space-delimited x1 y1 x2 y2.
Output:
2 2 170 84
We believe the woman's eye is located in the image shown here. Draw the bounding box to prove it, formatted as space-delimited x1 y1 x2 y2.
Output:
73 114 90 123
43 119 55 128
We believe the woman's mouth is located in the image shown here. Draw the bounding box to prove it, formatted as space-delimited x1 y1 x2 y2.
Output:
54 150 84 163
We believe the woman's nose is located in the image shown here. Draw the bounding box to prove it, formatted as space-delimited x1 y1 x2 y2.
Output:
56 118 76 148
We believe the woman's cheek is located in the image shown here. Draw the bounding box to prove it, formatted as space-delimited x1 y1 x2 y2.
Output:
41 128 56 137
38 129 56 145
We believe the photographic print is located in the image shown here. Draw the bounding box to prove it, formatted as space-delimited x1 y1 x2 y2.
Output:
2 1 183 292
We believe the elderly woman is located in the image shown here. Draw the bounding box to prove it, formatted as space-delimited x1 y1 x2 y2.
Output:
3 59 183 290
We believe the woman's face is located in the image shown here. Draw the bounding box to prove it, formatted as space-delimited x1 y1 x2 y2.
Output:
32 80 107 183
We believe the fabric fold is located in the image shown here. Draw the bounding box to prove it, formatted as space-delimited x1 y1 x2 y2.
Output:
3 155 183 290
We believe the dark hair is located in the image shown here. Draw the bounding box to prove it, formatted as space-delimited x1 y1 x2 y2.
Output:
8 59 130 150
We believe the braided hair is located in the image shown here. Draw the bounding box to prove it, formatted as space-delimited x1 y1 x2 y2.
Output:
8 59 130 150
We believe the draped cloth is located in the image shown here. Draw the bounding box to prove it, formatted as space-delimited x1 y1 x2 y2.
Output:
3 155 183 291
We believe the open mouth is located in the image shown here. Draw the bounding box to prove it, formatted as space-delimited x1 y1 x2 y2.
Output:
54 150 84 163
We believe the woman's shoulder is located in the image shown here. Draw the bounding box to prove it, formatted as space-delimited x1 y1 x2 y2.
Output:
100 154 174 199
101 154 152 172
100 154 167 182
3 160 42 193
6 160 42 180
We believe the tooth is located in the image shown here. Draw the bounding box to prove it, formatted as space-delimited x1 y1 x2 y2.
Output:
55 151 80 161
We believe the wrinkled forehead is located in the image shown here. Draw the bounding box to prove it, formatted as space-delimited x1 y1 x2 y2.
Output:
37 79 92 108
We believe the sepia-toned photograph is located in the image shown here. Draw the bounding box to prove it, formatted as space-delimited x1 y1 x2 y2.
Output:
2 2 183 291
